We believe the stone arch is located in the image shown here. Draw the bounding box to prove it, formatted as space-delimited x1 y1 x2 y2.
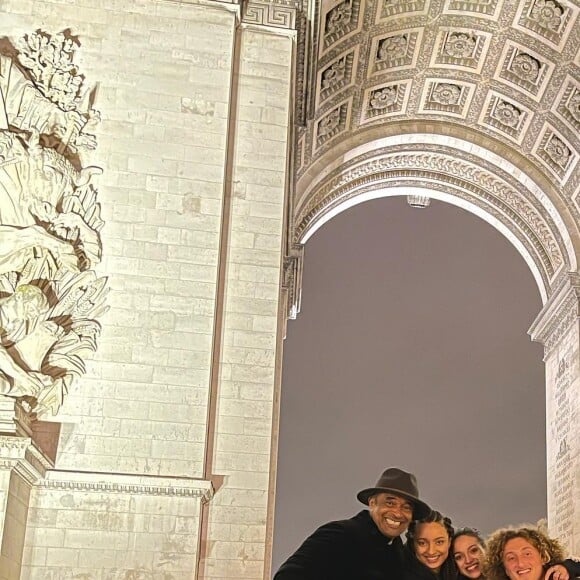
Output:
292 123 579 305
285 121 580 551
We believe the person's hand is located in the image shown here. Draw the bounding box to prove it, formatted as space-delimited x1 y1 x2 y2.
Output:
50 212 84 240
32 226 80 271
545 564 569 580
9 368 49 397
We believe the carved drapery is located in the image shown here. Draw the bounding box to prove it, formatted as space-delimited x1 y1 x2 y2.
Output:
0 31 107 417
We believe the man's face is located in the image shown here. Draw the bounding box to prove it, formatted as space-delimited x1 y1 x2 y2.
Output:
367 492 413 539
502 537 545 580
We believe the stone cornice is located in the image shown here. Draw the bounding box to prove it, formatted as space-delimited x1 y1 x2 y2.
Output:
0 436 53 486
529 272 580 356
37 469 215 503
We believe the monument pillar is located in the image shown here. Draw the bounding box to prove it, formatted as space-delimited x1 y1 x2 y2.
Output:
529 273 580 554
0 401 52 580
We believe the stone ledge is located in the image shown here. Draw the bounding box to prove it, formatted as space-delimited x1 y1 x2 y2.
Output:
0 436 53 486
37 469 214 502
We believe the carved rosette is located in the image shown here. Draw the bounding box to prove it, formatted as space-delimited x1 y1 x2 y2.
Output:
499 44 554 99
535 126 577 182
444 32 476 58
0 31 107 417
492 99 523 128
431 83 462 105
545 135 572 169
511 53 541 82
530 0 565 31
370 86 397 109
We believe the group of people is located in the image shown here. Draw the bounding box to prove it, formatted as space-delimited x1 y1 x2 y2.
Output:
274 467 580 580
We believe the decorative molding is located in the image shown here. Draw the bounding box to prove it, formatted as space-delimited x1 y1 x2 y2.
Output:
37 469 215 503
282 247 304 319
293 1 579 200
242 0 298 29
294 151 566 287
319 0 365 58
375 0 428 23
316 47 359 108
360 81 410 123
554 76 580 136
0 435 53 486
529 273 580 356
313 98 352 151
443 0 501 19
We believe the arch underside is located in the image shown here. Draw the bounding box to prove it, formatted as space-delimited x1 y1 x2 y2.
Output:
293 144 575 304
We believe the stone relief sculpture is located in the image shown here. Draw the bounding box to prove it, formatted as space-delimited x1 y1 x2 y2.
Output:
0 31 107 416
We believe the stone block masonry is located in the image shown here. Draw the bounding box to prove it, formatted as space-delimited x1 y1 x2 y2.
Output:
0 0 294 577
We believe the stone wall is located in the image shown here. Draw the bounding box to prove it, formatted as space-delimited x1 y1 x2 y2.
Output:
0 0 293 577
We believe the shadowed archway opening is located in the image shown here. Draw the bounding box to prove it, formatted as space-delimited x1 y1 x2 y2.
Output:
273 195 545 570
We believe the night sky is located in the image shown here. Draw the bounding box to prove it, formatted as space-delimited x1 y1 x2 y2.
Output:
272 196 546 570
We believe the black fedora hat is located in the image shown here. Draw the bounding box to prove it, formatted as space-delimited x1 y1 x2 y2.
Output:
357 467 431 519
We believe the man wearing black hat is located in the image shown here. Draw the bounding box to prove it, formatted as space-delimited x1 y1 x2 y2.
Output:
274 467 431 579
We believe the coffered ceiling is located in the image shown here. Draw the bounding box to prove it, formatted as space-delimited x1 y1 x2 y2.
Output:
293 0 580 217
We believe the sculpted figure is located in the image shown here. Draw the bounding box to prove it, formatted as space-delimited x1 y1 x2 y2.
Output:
0 273 107 414
0 32 107 415
0 129 102 281
0 284 53 397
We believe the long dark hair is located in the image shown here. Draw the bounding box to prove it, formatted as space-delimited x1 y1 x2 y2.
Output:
405 510 457 580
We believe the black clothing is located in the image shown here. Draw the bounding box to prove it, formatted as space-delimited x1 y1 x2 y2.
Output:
559 559 580 579
273 510 406 580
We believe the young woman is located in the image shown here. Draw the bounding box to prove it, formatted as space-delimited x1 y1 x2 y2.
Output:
453 528 486 579
404 510 457 580
484 526 580 580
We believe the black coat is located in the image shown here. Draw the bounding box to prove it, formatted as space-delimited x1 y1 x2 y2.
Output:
273 510 406 580
552 559 580 579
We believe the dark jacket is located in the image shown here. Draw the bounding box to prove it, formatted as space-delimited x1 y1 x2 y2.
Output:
273 510 406 580
554 559 580 579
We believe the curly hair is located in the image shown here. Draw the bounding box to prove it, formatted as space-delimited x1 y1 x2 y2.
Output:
483 526 565 580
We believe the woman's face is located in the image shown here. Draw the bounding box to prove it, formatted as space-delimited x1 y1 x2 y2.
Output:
414 522 451 573
502 537 545 580
453 534 484 578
